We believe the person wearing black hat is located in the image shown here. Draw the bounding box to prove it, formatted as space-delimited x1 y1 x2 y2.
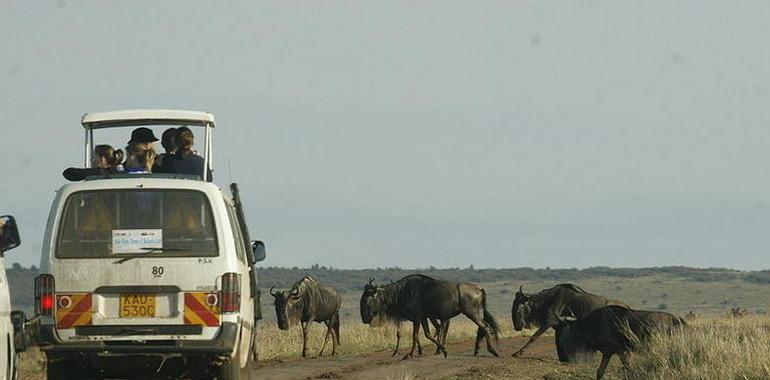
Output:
128 127 159 148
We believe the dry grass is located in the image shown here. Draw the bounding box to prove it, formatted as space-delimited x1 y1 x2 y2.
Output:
18 347 45 380
386 366 418 380
21 316 770 379
624 316 770 380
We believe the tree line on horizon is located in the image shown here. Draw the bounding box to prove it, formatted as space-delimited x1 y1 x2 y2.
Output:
6 264 770 313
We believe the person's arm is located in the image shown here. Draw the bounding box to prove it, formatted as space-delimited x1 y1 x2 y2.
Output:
62 167 91 181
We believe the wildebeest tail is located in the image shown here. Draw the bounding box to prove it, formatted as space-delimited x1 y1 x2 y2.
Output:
333 311 341 344
481 288 500 342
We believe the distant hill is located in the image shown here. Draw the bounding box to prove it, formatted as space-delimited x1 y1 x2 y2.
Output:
256 264 767 292
8 264 770 314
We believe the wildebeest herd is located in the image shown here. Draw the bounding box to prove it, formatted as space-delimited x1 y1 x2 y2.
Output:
270 275 687 380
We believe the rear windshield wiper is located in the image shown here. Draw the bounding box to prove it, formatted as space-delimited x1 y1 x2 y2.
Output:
113 247 190 264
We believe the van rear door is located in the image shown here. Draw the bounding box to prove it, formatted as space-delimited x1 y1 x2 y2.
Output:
53 189 223 337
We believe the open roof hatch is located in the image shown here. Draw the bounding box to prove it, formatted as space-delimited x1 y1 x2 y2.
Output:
81 109 215 182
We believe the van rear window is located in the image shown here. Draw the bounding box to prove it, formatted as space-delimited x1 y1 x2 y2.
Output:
56 190 218 258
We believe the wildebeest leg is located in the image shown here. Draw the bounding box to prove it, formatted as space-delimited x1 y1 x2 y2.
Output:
392 321 402 356
420 318 447 358
431 319 446 355
402 321 420 360
474 323 483 356
416 321 424 356
331 311 340 355
439 319 451 356
555 326 568 362
417 335 423 356
467 314 499 357
596 352 613 380
318 321 331 357
441 319 450 346
301 321 309 358
512 326 548 357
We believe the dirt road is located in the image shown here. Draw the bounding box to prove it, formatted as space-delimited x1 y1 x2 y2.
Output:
21 336 604 379
252 336 577 380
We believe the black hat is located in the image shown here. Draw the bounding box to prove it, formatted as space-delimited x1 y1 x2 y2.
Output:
128 127 159 144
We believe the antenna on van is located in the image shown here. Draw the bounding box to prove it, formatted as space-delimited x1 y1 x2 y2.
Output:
227 158 233 183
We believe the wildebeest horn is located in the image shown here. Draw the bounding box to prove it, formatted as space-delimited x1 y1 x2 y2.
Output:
368 278 374 285
556 314 577 324
269 286 277 297
518 285 523 293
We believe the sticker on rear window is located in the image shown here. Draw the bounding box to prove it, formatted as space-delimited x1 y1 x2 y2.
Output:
112 229 163 254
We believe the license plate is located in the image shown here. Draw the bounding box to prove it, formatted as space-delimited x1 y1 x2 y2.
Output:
119 293 156 318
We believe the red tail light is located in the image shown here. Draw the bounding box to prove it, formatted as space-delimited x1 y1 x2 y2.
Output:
220 273 240 313
35 274 55 316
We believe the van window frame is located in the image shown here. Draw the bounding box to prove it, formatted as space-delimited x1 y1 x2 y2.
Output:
224 198 247 263
54 188 220 259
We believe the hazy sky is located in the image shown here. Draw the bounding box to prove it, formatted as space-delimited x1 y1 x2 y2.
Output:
2 1 770 270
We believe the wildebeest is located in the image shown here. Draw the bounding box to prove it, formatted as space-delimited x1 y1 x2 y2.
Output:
511 284 628 361
555 305 686 380
270 276 342 358
360 274 500 359
363 278 448 356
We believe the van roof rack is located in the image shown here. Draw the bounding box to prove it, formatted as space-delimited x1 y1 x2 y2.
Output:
81 109 215 129
84 173 203 181
80 109 215 182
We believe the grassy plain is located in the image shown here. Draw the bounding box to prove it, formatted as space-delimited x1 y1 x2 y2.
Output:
14 269 770 379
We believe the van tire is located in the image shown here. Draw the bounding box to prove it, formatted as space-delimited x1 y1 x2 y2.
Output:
214 353 252 380
214 358 237 380
240 355 254 380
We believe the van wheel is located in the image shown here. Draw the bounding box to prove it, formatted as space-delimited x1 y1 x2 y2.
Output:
213 354 252 380
240 354 254 380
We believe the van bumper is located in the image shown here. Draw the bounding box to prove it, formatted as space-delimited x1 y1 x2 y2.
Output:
37 322 238 354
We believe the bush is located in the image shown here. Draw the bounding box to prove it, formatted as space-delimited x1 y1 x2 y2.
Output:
626 317 770 379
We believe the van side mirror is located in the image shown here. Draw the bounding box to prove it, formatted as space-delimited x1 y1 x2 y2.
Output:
0 215 21 256
10 310 27 353
250 240 266 263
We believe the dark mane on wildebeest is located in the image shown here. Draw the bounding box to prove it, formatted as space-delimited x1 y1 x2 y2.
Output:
271 276 342 358
511 283 628 361
360 274 500 359
555 305 686 380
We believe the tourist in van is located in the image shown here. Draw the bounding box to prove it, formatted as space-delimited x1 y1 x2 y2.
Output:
127 127 159 149
124 143 156 174
62 144 124 181
153 127 178 172
157 126 212 180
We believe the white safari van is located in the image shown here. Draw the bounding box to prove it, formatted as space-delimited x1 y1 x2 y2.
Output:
0 215 24 380
35 110 265 380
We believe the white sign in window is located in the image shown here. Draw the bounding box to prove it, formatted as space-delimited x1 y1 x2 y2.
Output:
112 229 163 254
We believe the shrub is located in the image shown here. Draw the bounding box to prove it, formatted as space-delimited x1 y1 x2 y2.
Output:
626 317 770 379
